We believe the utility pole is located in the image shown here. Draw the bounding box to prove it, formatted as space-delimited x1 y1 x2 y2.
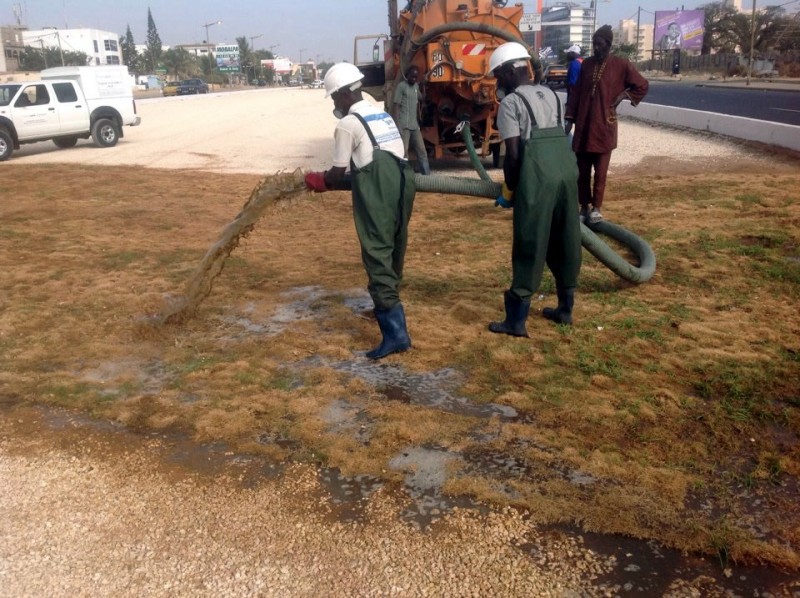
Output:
636 6 641 61
55 31 64 66
249 34 263 49
746 0 757 86
39 39 48 68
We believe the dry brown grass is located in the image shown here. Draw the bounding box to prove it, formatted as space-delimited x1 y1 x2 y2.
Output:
1 159 798 568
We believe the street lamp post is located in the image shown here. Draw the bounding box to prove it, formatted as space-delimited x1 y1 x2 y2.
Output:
202 20 221 85
249 35 263 81
202 20 222 45
249 34 263 50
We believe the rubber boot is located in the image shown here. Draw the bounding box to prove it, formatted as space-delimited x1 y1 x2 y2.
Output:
542 287 575 325
488 291 530 337
366 303 412 360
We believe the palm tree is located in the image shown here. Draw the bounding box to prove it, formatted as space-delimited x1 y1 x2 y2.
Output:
162 47 196 79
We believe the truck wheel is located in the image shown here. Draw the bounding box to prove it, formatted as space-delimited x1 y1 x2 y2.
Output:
53 136 78 149
92 118 120 147
0 129 12 161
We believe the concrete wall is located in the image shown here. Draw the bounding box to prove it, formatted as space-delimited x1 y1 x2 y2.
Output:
618 100 800 152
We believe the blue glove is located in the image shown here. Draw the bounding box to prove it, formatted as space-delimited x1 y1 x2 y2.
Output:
495 182 514 208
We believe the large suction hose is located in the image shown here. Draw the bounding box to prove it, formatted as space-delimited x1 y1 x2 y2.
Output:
410 173 657 284
401 22 525 75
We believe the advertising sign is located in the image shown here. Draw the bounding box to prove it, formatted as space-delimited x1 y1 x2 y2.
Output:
215 44 240 73
654 10 704 51
261 58 292 75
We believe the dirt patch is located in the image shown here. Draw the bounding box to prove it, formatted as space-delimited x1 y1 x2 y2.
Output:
1 158 799 576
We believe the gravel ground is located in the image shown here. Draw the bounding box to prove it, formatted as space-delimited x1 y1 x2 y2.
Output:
1 89 782 596
1 407 611 597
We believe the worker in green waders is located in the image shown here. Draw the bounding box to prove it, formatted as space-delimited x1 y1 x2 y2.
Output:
304 63 416 359
488 42 582 336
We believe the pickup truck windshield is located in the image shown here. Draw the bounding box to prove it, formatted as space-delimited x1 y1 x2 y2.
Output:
0 85 22 107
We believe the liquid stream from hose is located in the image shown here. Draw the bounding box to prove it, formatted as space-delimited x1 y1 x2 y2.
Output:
157 169 306 325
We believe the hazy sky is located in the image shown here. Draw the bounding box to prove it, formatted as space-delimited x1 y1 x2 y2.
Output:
8 0 710 61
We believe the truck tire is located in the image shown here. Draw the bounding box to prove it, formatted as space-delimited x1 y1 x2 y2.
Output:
92 118 120 148
0 129 12 161
53 136 79 149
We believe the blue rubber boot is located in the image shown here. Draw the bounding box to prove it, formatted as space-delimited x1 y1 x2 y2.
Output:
488 291 531 337
366 303 412 360
542 287 575 325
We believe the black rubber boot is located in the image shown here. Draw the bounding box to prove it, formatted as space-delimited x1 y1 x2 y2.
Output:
366 303 412 360
488 291 531 337
542 287 575 325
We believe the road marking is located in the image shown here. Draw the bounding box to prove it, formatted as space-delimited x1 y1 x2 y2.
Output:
771 107 800 113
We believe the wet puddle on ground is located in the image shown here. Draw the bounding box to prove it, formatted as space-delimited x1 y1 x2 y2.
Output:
294 356 517 420
2 400 796 594
523 524 800 596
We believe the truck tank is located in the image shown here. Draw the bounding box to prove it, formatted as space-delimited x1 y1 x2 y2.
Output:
355 0 527 164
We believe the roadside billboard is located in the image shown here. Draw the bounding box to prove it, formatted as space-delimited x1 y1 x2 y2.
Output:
654 10 704 51
215 44 240 73
261 58 292 75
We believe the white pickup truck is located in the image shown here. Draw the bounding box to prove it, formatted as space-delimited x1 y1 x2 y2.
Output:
0 65 141 161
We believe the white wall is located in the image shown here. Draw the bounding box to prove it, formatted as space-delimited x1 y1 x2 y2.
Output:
22 28 122 66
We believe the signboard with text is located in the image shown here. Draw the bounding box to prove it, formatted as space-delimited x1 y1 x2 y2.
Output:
654 10 704 51
215 44 241 73
520 13 541 33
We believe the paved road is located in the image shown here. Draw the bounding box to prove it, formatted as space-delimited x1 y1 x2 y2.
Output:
644 81 800 126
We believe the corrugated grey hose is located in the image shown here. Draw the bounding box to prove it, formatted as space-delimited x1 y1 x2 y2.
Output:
411 125 656 283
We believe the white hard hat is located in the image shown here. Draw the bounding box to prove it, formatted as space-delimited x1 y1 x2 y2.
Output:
323 62 365 98
566 44 582 54
488 42 531 75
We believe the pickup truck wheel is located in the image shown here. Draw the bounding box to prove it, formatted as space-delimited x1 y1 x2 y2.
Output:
53 136 78 149
0 129 12 161
92 118 120 148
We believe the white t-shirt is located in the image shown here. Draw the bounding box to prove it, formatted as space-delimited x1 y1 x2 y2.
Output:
496 84 562 141
332 99 405 170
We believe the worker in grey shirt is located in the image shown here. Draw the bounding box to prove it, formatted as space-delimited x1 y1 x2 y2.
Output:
488 42 582 337
392 65 431 175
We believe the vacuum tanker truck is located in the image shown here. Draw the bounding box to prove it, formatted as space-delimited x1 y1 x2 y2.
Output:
355 0 529 166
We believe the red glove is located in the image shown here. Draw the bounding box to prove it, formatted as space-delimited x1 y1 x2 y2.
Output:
304 171 327 193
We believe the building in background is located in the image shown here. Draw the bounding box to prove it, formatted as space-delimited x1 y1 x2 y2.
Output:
723 0 745 12
22 27 122 65
540 4 593 56
1 26 24 72
618 19 654 60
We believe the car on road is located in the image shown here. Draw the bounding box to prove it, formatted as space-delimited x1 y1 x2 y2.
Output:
162 81 182 97
309 79 324 89
180 78 209 94
542 64 568 88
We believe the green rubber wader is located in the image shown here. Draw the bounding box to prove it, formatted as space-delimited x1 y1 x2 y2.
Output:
351 150 416 310
511 126 582 300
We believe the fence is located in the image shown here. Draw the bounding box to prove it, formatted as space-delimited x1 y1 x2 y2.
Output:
636 51 800 75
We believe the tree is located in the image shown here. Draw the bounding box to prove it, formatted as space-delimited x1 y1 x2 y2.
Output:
146 7 163 72
236 36 253 80
701 2 797 55
613 42 638 61
120 25 139 73
18 45 89 70
199 53 216 77
162 47 196 79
